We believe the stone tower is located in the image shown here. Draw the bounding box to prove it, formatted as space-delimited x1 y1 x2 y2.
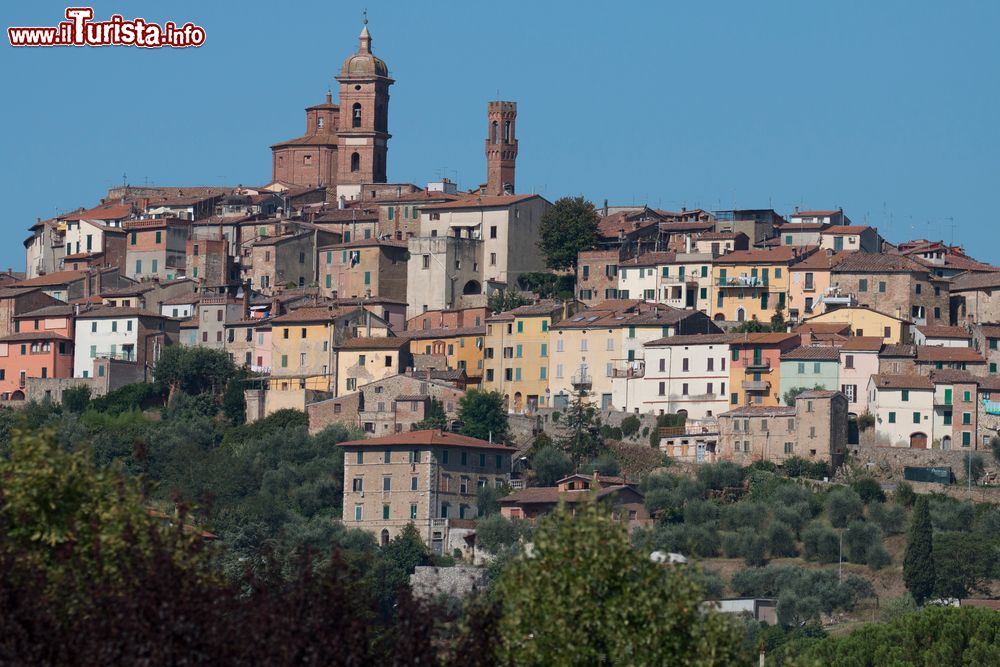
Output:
336 19 393 193
485 101 518 196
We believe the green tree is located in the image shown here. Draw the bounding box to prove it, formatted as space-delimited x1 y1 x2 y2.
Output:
769 303 787 332
371 523 432 616
476 482 511 517
61 385 91 413
558 388 604 465
458 389 509 442
826 487 864 528
411 397 447 431
783 384 826 407
475 513 532 554
154 345 238 398
488 288 531 314
851 477 886 504
537 196 600 287
532 446 573 486
496 500 749 666
903 496 936 604
221 377 247 425
585 452 620 477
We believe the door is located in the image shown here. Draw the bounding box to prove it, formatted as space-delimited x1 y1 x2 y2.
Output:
601 393 612 410
909 432 928 449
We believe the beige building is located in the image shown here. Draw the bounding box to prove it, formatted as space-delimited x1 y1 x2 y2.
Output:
338 429 514 552
405 194 550 319
319 238 408 301
336 336 411 396
717 390 848 467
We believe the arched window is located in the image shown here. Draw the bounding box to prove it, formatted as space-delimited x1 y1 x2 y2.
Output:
504 120 511 143
350 152 360 172
352 103 362 128
491 121 498 144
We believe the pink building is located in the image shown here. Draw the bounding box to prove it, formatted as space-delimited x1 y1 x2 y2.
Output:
837 337 883 415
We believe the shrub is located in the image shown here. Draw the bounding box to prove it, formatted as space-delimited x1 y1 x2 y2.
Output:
844 520 882 564
866 543 891 570
851 477 886 504
774 502 812 536
767 522 799 558
475 514 532 554
551 411 560 423
782 456 807 478
697 462 743 491
721 502 769 532
930 496 974 532
857 411 876 431
532 446 573 486
894 481 916 507
529 431 553 456
683 499 721 527
868 502 906 535
723 528 767 566
585 453 620 477
61 385 91 413
826 487 864 528
748 460 778 473
620 415 641 437
641 426 649 439
802 522 840 563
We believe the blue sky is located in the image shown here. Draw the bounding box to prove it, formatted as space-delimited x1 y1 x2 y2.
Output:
2 1 999 269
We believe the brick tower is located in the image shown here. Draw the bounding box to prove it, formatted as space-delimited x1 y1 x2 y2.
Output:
336 19 393 192
485 101 518 196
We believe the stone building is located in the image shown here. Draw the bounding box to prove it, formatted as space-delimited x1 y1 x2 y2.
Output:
717 390 848 466
318 239 408 301
576 250 620 305
337 429 513 550
500 473 650 530
951 272 1000 324
830 253 949 325
485 101 518 196
123 218 190 281
913 346 986 376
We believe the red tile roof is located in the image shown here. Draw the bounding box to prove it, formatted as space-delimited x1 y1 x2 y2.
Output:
819 226 873 235
420 194 542 210
781 346 841 361
831 253 928 274
13 270 88 287
715 247 812 264
914 346 984 363
338 429 513 451
62 203 134 222
337 336 409 350
871 374 934 390
915 325 971 339
792 210 841 217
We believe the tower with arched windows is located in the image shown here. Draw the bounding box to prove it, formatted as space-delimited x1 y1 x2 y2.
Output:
269 19 392 193
335 20 393 194
486 101 518 196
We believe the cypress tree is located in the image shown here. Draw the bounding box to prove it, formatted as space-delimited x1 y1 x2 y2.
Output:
903 496 935 604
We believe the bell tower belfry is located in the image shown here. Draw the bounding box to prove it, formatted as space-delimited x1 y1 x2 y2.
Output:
336 18 393 198
485 101 518 196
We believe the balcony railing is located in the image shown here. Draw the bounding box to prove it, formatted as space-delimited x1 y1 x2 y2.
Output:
742 380 771 392
571 374 592 389
745 358 771 371
611 361 645 379
717 277 767 288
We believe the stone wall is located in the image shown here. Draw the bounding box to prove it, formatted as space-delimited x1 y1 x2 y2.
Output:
843 443 998 483
409 565 487 600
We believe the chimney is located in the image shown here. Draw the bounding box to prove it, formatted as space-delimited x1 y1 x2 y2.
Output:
592 469 600 483
325 91 332 105
603 199 608 216
794 206 800 214
242 288 250 319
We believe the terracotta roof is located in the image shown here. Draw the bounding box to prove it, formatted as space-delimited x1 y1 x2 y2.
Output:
321 238 407 250
776 222 829 231
338 429 513 451
17 305 76 318
0 331 71 343
915 325 971 339
790 250 850 270
13 270 88 287
63 251 105 261
722 405 796 417
376 190 470 204
619 252 676 268
729 332 800 345
949 272 1000 291
313 209 379 223
796 389 843 399
696 232 744 241
406 326 485 340
831 253 928 274
714 247 811 264
978 324 1000 338
552 303 701 329
928 369 980 385
794 322 850 335
792 210 841 217
645 333 736 347
75 307 166 319
781 346 842 361
269 306 352 324
871 374 934 390
161 293 201 305
395 394 429 402
270 133 340 149
819 226 873 235
420 194 542 210
0 286 43 298
914 346 984 363
62 203 133 222
880 344 915 357
338 336 409 350
839 336 884 351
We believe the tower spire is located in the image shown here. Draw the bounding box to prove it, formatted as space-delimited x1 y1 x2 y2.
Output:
359 10 371 53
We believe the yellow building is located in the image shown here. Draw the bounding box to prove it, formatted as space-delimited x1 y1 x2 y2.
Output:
712 247 805 322
336 337 411 396
728 332 801 407
407 326 486 383
800 306 909 344
786 249 849 322
483 301 565 414
268 305 390 403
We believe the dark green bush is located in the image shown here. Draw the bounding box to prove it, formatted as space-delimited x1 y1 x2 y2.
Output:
767 521 799 558
826 487 864 528
851 477 886 504
802 522 840 563
620 415 641 437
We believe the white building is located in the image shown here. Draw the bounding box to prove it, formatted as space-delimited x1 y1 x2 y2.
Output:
867 374 935 448
912 325 972 348
612 333 733 420
73 307 176 378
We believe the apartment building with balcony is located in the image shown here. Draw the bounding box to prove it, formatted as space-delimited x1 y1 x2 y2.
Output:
786 249 850 321
72 307 178 379
712 247 809 322
778 346 841 397
612 333 734 419
728 332 800 407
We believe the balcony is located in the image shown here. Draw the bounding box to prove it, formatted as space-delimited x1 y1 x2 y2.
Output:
742 380 771 392
571 374 592 389
611 361 645 379
717 276 767 289
745 358 771 371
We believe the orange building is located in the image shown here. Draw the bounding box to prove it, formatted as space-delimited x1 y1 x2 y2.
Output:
728 332 800 407
0 304 75 399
